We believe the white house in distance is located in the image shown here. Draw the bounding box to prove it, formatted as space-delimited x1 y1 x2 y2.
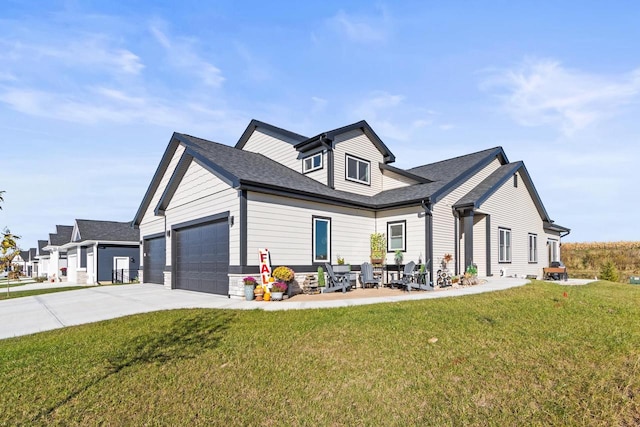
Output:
12 247 37 277
35 240 49 278
133 119 570 297
40 225 73 281
61 219 140 284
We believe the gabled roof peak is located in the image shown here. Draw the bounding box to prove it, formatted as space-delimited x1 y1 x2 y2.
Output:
294 119 396 163
235 119 308 149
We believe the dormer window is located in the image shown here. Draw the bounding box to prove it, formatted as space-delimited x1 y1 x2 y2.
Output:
303 153 323 173
346 154 370 185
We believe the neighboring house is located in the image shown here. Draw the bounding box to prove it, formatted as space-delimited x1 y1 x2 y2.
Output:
11 251 26 275
61 219 140 284
42 225 73 280
35 240 49 278
133 119 570 297
12 248 37 277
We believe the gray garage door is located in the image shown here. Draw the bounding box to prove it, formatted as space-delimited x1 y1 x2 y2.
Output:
143 236 166 284
174 219 229 295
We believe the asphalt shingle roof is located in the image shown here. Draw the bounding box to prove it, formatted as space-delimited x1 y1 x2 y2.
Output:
408 147 505 182
49 226 73 246
75 220 140 242
179 134 375 206
178 134 504 209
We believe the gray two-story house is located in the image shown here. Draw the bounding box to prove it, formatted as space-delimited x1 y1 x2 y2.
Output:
133 119 569 297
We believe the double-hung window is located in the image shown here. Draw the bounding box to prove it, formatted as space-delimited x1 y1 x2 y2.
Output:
528 233 537 263
303 153 323 173
346 154 370 185
387 221 406 252
499 228 511 263
312 216 331 263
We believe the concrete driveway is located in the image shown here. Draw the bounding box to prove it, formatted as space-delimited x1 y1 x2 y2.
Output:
0 277 574 340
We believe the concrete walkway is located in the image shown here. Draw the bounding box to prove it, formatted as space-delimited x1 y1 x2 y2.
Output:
0 277 592 340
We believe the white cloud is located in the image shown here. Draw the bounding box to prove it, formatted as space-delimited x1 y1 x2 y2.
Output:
0 86 245 134
482 58 640 135
149 23 224 88
328 8 390 43
0 37 144 75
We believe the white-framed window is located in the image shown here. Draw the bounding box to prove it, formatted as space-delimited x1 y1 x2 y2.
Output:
499 228 511 263
303 153 323 173
312 216 331 263
387 221 406 252
548 239 558 263
346 154 370 185
528 233 538 263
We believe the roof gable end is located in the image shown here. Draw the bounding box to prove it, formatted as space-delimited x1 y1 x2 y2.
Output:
294 120 396 163
235 119 307 149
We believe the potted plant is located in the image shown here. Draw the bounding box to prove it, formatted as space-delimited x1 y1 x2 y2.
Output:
243 276 257 301
394 250 404 265
461 264 479 286
333 255 350 275
271 281 287 301
370 233 386 265
272 266 295 283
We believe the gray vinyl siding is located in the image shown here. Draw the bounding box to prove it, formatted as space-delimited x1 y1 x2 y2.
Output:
246 192 375 267
163 159 240 265
333 129 384 196
472 214 487 275
375 207 425 265
381 169 418 190
303 151 328 185
479 170 550 278
139 144 185 237
241 129 299 170
432 158 502 271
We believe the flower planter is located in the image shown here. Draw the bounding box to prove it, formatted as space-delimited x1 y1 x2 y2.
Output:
244 285 255 301
271 291 284 301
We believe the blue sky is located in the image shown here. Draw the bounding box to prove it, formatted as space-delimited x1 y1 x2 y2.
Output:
2 1 639 250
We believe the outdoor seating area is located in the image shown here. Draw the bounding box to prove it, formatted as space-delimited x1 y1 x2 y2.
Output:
319 260 434 293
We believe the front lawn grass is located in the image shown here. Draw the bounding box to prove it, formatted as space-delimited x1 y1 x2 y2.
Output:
0 280 28 289
0 280 638 425
0 286 92 300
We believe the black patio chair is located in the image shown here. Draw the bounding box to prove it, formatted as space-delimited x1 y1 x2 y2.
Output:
359 262 380 289
323 263 350 293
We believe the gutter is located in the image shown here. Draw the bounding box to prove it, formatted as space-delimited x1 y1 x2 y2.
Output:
421 198 434 287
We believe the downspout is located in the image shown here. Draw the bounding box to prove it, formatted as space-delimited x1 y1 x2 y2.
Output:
453 209 460 276
421 198 433 286
320 136 334 189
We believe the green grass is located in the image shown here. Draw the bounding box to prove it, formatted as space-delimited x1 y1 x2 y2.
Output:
0 280 638 425
0 280 28 289
0 286 93 300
